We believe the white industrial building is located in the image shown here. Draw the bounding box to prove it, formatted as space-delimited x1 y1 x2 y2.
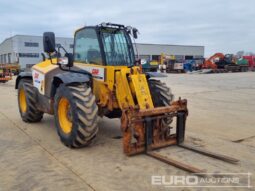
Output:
0 35 204 69
136 43 204 61
0 35 74 69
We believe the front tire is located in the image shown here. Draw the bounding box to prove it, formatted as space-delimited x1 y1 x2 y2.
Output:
148 79 174 107
148 79 174 126
54 84 99 148
18 79 43 122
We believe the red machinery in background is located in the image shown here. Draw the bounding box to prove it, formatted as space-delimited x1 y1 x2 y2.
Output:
201 53 225 70
243 56 255 70
202 53 249 72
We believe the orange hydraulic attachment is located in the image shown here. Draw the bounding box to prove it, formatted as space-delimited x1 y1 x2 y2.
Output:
202 53 225 69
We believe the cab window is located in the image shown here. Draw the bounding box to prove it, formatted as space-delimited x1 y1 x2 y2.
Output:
101 29 134 66
74 28 103 65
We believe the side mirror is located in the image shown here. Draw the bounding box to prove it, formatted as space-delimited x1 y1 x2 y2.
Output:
132 28 138 39
43 32 56 53
58 53 74 67
41 53 46 61
65 53 74 67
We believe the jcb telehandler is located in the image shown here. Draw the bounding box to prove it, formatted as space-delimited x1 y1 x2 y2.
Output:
16 23 238 173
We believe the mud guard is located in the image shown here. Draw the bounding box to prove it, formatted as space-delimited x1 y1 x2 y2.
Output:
15 72 32 89
51 72 91 97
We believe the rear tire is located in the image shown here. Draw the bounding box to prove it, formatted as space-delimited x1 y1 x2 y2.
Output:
54 84 99 148
18 79 43 122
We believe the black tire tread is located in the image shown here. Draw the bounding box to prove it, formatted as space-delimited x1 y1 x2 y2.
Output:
55 84 99 148
18 79 43 122
148 79 174 126
148 79 174 107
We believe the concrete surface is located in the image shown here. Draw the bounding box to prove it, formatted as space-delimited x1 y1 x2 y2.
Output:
0 72 254 191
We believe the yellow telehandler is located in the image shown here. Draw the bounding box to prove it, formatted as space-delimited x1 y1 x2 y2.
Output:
16 23 238 173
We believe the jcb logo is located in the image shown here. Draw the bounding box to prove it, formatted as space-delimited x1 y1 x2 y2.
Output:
92 69 99 75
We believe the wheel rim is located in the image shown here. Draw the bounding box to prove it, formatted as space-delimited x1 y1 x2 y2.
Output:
58 97 72 134
19 88 27 113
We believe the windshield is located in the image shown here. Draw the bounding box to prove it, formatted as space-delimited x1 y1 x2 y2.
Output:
100 29 135 66
74 28 103 65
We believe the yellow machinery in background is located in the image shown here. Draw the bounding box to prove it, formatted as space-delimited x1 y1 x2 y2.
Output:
0 64 13 83
6 63 20 75
159 53 184 73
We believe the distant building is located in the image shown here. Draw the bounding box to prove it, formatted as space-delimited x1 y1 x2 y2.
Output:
0 35 204 69
0 35 73 69
136 43 204 61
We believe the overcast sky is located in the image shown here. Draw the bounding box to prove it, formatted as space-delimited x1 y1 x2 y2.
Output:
0 0 254 56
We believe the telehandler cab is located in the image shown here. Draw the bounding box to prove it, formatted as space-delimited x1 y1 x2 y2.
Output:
16 23 238 173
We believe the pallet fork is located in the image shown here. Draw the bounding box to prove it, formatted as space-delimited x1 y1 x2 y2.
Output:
146 110 239 174
122 99 239 174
